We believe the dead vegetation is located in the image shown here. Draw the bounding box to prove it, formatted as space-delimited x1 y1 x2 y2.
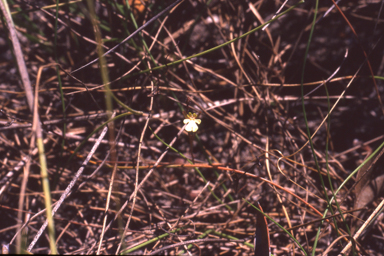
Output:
1 0 384 255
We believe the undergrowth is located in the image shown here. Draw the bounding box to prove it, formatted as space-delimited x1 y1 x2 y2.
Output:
1 0 384 255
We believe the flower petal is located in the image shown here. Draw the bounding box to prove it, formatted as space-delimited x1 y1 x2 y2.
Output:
185 121 199 132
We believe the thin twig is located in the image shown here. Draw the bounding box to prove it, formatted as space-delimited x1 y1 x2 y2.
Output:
26 113 112 252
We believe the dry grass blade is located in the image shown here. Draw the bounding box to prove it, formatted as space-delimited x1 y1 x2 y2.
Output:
26 113 111 252
254 202 270 256
0 1 55 253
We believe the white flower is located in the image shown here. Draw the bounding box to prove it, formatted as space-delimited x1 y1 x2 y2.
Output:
183 112 201 132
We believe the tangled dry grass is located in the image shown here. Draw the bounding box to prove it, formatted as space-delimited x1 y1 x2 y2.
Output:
1 0 384 255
